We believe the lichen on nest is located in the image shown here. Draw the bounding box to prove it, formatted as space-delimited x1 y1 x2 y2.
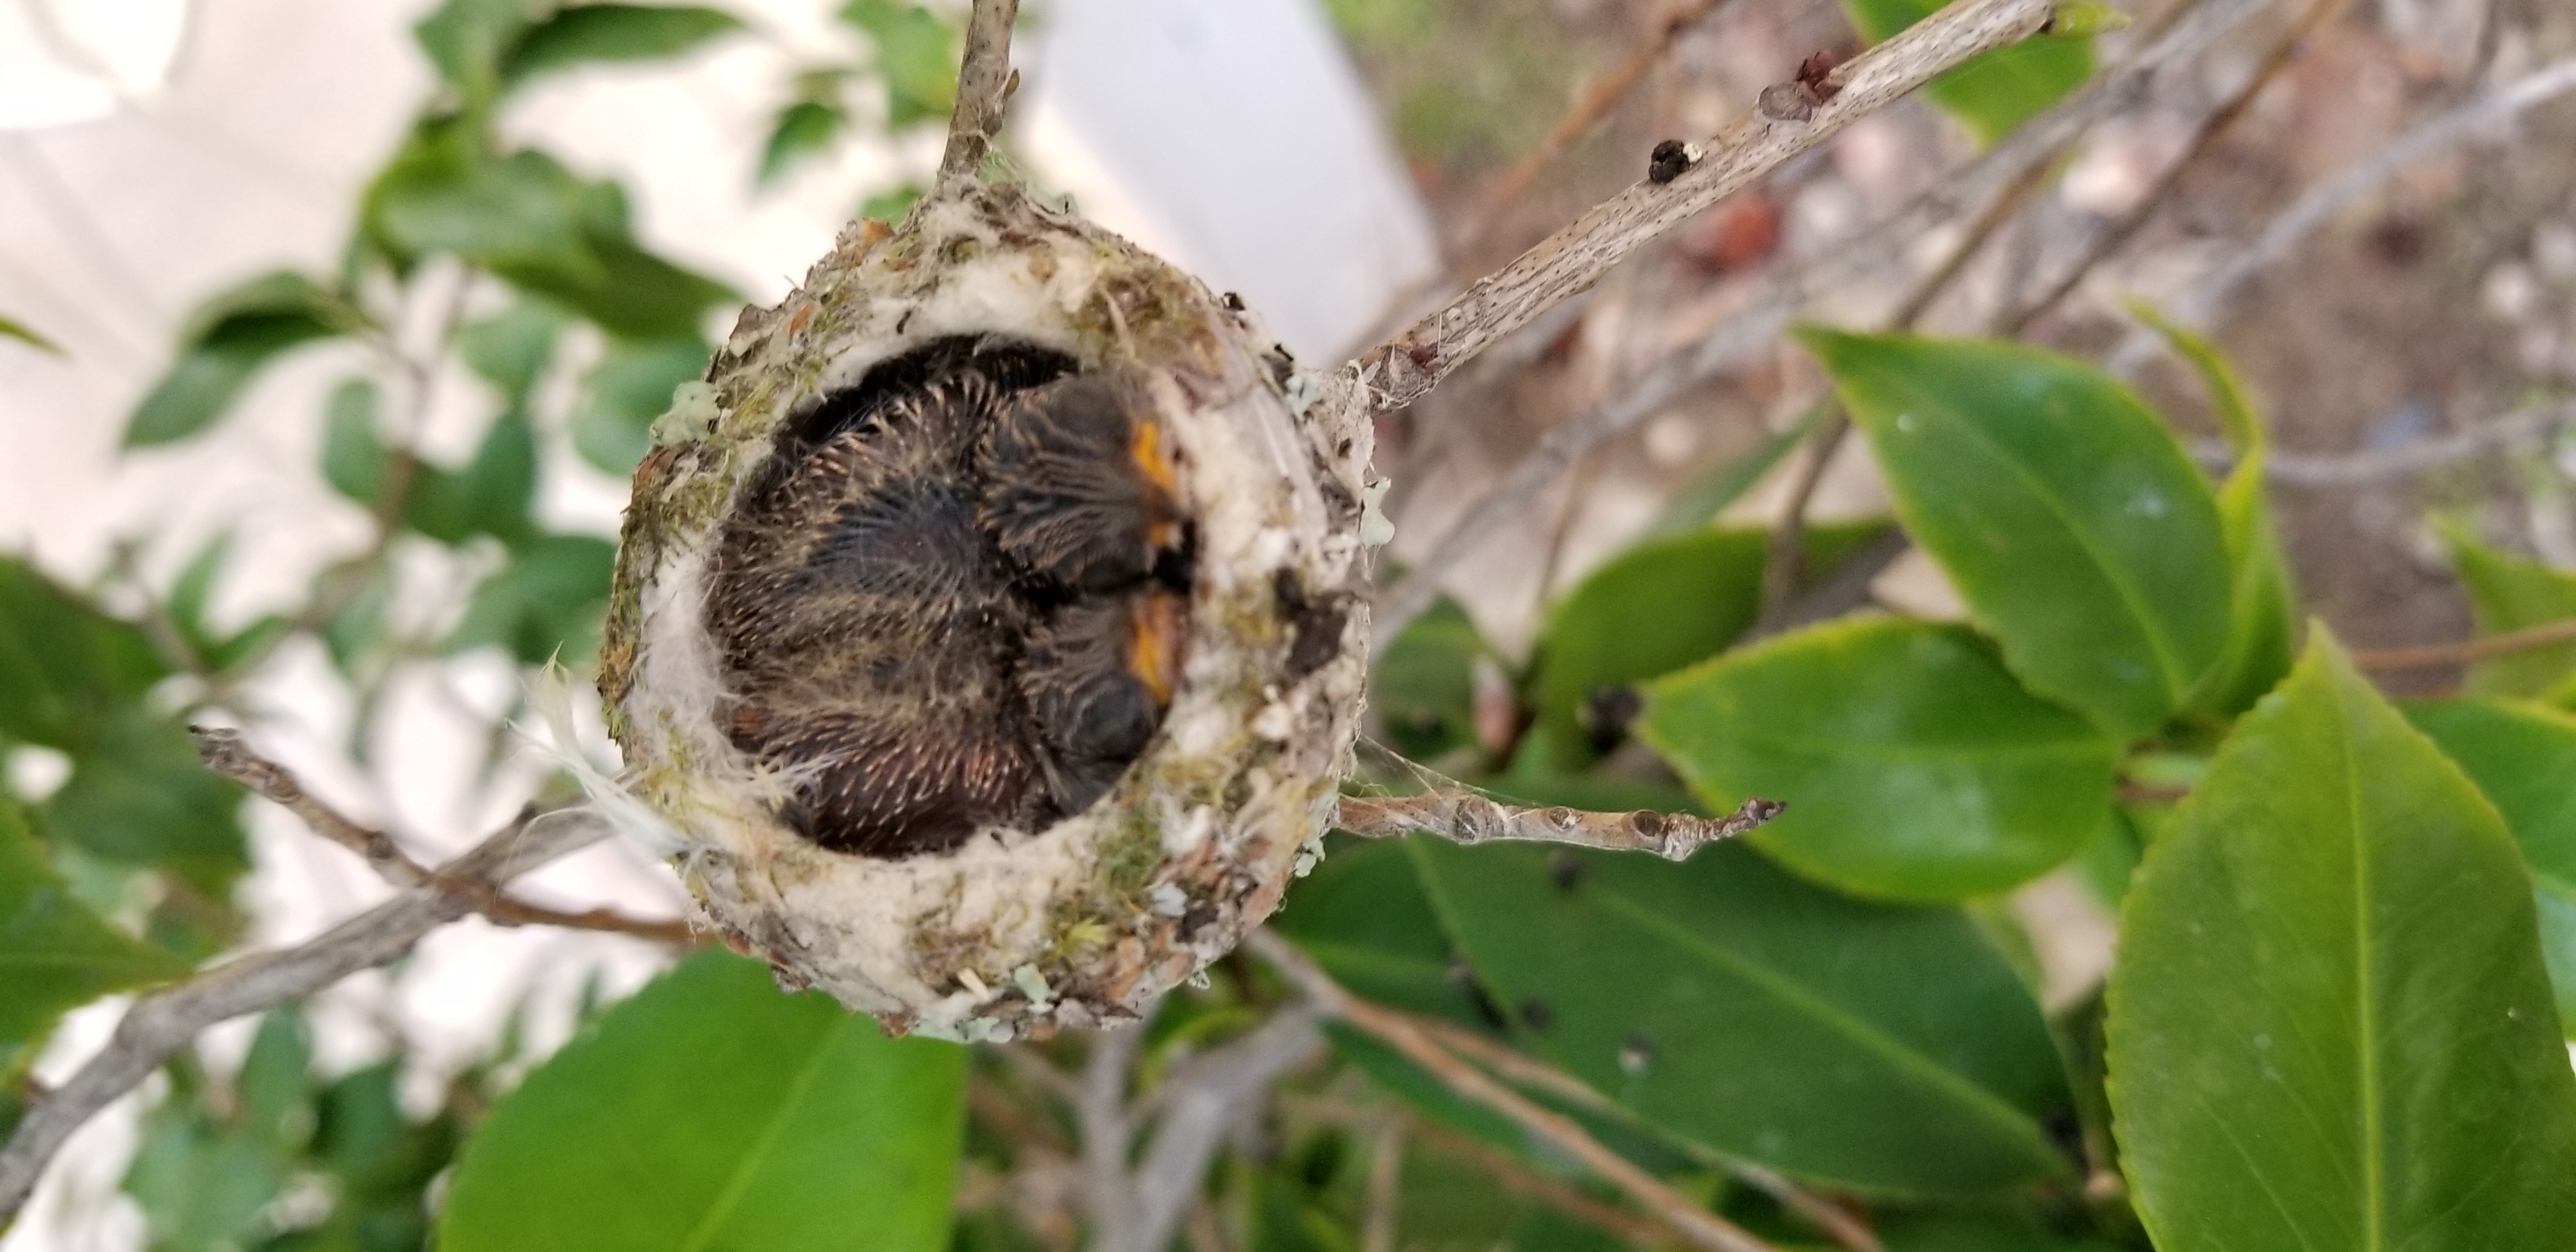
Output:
600 181 1377 1039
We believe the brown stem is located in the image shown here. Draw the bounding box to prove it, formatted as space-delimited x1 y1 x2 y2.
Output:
1248 931 1780 1252
939 0 1022 187
2349 618 2576 672
1335 790 1781 861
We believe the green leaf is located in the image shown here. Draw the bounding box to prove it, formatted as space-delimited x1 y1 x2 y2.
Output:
415 0 544 107
500 4 743 89
2403 697 2576 1035
0 802 188 1051
44 712 251 889
369 139 599 276
571 337 712 474
1839 0 2092 143
0 557 166 751
1369 597 1488 762
404 410 537 544
841 1 958 127
2435 519 2576 703
456 298 569 400
236 1006 315 1151
319 378 389 505
2106 634 2576 1251
758 100 847 187
2143 311 2297 716
0 313 61 355
1803 330 2232 737
1408 837 2073 1194
1641 618 2118 900
1528 519 1890 772
1272 836 1497 1027
503 233 735 341
445 534 619 665
126 273 353 447
440 949 967 1252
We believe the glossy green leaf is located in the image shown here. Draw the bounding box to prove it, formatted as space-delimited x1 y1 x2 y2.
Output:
500 4 742 89
445 533 619 665
1841 0 2092 143
0 802 188 1050
2106 634 2576 1251
1409 837 2073 1194
1804 330 2232 736
1370 596 1487 762
2436 519 2576 703
0 313 60 355
0 557 165 750
2404 696 2576 1034
126 273 353 447
571 336 712 474
758 100 847 187
441 949 965 1252
1642 618 2118 900
319 378 388 506
1272 836 1496 1027
1527 520 1890 772
841 1 958 127
504 233 735 342
2145 311 2298 715
415 0 543 107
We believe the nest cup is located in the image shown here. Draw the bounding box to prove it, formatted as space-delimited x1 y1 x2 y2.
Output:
599 182 1376 1040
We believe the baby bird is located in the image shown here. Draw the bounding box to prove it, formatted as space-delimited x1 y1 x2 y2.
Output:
703 340 1193 859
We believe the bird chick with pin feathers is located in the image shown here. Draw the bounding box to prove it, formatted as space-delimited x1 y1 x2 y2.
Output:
599 181 1377 1041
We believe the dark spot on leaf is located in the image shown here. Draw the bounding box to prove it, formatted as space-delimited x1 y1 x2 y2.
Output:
1580 686 1642 755
1519 998 1554 1032
1547 851 1587 892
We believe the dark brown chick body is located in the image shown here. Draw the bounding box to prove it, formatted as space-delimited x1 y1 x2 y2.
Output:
704 340 1191 859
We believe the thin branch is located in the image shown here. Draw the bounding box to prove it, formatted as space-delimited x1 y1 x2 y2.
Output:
1369 0 2273 647
1350 0 2058 413
1361 1118 1404 1252
194 726 695 944
1248 931 1779 1252
1999 0 2348 335
1403 1115 1675 1247
2349 616 2576 672
1335 790 1780 861
1127 1009 1321 1252
939 0 1022 187
1078 1021 1149 1251
2192 397 2576 487
2110 51 2576 374
1459 0 1742 247
1404 1016 1883 1252
0 809 608 1219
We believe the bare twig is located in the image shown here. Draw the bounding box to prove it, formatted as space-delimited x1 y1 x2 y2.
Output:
1127 1009 1321 1252
1350 0 2058 414
193 726 695 944
1077 1018 1149 1251
1370 0 2272 646
2000 0 2348 335
1460 0 1742 246
2191 397 2576 487
2110 52 2576 374
2349 617 2576 671
1335 790 1781 861
1404 1016 1883 1252
0 810 607 1219
1361 1118 1405 1252
1248 931 1779 1252
939 0 1022 187
1404 1115 1673 1247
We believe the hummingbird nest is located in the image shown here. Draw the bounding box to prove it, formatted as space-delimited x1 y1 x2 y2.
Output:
598 181 1379 1041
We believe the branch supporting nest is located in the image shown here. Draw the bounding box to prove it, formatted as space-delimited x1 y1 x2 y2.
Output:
1349 0 2058 413
1335 790 1782 862
938 0 1023 186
